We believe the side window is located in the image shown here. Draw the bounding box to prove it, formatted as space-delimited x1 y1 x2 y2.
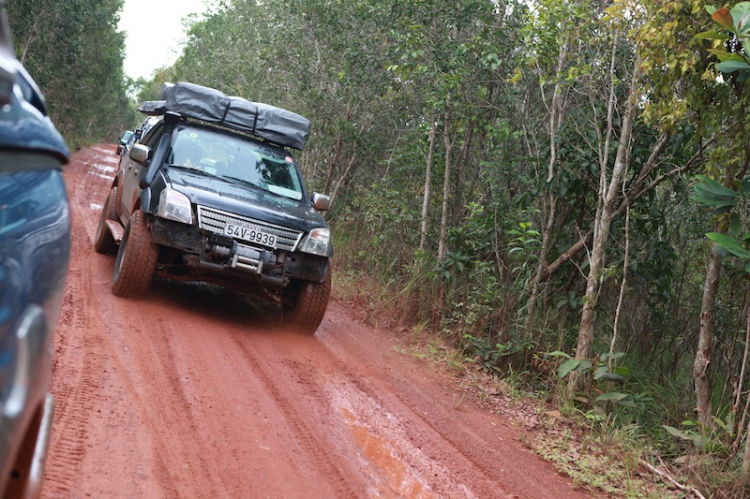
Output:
142 122 163 149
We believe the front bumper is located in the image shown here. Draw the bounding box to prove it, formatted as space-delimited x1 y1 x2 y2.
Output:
150 217 328 288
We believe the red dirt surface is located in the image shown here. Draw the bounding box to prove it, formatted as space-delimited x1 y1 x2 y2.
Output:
41 145 592 498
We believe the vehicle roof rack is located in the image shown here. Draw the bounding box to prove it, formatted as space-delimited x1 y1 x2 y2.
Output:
137 82 310 151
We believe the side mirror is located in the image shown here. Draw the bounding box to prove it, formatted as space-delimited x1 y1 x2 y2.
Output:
130 144 151 166
312 192 330 212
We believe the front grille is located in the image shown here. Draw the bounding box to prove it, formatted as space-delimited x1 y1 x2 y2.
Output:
197 206 303 251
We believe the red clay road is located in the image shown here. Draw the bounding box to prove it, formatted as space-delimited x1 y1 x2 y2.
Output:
40 145 591 498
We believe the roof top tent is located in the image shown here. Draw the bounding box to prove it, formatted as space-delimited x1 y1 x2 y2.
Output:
138 82 311 151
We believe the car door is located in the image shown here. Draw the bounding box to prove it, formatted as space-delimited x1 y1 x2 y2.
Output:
119 122 162 223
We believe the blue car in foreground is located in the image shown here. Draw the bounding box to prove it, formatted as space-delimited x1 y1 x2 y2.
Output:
0 8 70 498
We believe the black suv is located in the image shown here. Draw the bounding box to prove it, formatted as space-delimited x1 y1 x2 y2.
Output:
95 82 332 334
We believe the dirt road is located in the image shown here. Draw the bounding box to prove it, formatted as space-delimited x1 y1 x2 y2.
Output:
41 145 589 498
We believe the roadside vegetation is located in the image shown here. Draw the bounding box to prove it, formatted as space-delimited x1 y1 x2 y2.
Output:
12 0 750 496
5 0 136 148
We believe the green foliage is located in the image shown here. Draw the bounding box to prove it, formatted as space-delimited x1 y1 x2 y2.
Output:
507 216 541 290
547 350 642 420
704 2 750 79
6 0 135 146
142 2 750 494
663 413 735 455
693 174 750 271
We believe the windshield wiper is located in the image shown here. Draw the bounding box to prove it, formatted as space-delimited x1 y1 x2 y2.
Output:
167 164 211 176
222 176 265 190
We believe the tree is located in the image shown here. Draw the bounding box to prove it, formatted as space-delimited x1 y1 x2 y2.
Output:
6 0 135 145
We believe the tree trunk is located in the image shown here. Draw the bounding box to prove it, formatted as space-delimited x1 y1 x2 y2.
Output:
328 154 356 208
438 100 452 263
694 244 722 427
323 132 344 194
525 34 569 328
452 123 474 226
570 58 639 393
420 117 437 251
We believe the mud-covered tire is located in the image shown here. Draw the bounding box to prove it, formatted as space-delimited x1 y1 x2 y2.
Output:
94 186 118 254
285 271 331 335
111 210 159 297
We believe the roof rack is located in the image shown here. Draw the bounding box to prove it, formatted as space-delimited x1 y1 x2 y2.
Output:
138 82 310 151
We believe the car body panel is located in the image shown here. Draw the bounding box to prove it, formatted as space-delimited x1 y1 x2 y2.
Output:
0 7 70 496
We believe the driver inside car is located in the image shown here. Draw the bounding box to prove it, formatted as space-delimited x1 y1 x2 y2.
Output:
177 140 203 170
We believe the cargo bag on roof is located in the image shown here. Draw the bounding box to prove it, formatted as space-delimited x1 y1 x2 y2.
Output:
137 82 310 150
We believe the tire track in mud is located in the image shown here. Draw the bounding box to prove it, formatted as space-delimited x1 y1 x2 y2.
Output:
262 319 579 499
44 193 108 497
230 332 367 498
98 311 224 497
230 330 497 498
331 357 524 498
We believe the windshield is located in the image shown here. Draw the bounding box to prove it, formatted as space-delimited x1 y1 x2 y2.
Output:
166 126 304 201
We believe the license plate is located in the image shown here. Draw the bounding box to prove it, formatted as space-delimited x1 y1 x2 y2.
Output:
224 223 277 247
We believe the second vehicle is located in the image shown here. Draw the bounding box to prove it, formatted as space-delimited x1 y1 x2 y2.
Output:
96 82 332 334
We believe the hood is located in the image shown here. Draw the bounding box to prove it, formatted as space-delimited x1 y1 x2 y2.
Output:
162 168 328 233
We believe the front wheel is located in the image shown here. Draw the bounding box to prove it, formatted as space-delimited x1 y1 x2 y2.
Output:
284 271 331 335
111 210 159 297
94 186 118 254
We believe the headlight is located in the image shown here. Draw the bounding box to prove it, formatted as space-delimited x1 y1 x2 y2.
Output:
299 228 330 256
157 188 193 224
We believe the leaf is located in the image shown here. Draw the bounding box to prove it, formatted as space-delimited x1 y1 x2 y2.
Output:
695 30 731 41
707 232 750 259
598 372 626 382
694 175 738 196
717 60 750 72
712 415 734 437
706 6 717 15
731 3 750 31
663 424 697 441
737 13 750 34
613 366 630 376
707 49 746 62
692 177 739 208
558 358 580 378
596 392 628 402
578 359 593 372
712 8 734 30
730 212 742 237
594 366 609 380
